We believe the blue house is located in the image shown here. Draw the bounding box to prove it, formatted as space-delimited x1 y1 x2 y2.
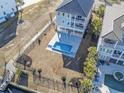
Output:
48 0 94 58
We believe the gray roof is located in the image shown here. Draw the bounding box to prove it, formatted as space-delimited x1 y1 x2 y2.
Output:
97 4 124 50
100 4 124 41
56 0 94 16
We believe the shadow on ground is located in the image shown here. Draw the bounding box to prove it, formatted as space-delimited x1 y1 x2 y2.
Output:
62 24 93 73
0 13 20 48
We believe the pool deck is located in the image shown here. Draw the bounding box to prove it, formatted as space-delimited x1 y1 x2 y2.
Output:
95 63 124 93
47 32 81 58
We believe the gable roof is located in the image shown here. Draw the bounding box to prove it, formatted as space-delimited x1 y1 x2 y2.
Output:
56 0 94 17
101 4 124 41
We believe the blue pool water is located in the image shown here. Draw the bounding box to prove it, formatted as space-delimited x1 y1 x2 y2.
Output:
104 74 124 92
53 42 72 54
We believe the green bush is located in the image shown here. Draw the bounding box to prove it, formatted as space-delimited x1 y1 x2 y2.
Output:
80 78 93 93
91 18 102 37
96 5 105 18
81 47 97 93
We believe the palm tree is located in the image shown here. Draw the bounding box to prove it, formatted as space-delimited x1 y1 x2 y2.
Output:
96 5 105 18
80 78 93 93
37 68 42 80
91 18 102 39
83 47 97 80
61 76 66 88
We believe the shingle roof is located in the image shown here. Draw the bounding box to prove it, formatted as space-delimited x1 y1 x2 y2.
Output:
97 4 124 50
101 4 124 41
56 0 94 17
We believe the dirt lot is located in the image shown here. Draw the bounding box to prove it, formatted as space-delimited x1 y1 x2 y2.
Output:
28 26 82 80
0 0 61 76
24 23 94 92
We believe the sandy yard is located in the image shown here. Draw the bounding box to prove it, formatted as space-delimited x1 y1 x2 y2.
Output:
28 25 82 81
25 23 93 92
0 0 60 62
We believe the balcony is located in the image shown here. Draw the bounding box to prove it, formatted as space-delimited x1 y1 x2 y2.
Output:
102 41 115 48
112 50 122 58
75 23 83 30
102 38 124 50
71 16 85 23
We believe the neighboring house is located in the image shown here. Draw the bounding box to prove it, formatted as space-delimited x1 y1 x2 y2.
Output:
48 0 94 58
0 0 17 23
97 4 124 66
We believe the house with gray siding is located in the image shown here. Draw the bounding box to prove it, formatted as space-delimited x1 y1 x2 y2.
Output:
97 4 124 66
48 0 94 57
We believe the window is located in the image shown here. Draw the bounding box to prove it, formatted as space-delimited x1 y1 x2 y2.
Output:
113 50 122 58
121 53 124 59
62 13 64 16
60 27 65 30
109 58 117 64
3 11 6 15
12 8 14 11
74 31 82 35
99 55 106 60
104 39 116 44
67 22 69 25
77 16 82 19
106 49 113 54
1 5 3 8
99 47 105 52
71 22 74 27
68 14 69 18
117 60 124 66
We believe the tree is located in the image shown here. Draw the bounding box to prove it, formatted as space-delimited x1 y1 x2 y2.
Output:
37 68 42 80
81 47 98 93
96 5 105 18
83 47 97 80
80 78 93 93
16 0 24 5
91 18 102 38
23 60 27 70
88 47 98 60
61 76 66 88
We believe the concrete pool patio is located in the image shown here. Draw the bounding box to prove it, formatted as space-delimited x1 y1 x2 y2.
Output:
47 32 82 58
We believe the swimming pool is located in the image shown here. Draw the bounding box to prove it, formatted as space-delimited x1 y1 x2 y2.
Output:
104 74 124 92
52 42 72 54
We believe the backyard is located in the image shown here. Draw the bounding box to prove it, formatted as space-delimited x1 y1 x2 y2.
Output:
0 0 104 92
13 21 95 93
0 0 60 62
0 0 61 77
